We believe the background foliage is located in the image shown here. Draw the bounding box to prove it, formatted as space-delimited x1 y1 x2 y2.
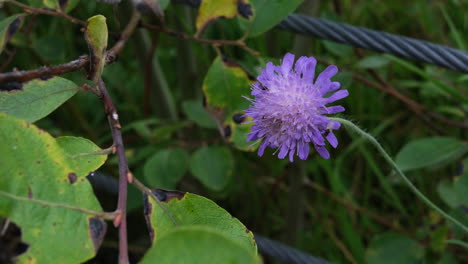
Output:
0 0 467 263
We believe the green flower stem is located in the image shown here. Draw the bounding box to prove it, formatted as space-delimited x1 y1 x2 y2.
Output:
330 117 468 234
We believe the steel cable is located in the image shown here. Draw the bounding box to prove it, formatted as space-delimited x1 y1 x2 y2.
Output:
254 234 332 264
278 14 468 73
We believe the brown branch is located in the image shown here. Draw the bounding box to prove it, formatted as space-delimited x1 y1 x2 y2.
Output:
7 0 86 26
96 79 130 264
141 23 260 56
0 56 89 83
0 10 141 84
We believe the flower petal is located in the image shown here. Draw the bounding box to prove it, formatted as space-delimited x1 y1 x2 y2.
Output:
320 105 345 114
315 65 338 86
289 150 295 162
298 142 310 160
327 120 341 130
325 90 349 103
295 56 317 84
278 144 289 159
314 145 330 159
281 53 295 75
257 141 269 156
326 132 338 148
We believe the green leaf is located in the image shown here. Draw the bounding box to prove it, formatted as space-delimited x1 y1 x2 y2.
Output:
32 34 66 62
59 0 81 13
241 0 302 37
0 77 79 123
437 180 460 208
0 113 108 263
0 14 25 55
203 57 254 151
395 137 468 171
27 0 80 12
182 100 217 128
85 15 108 82
143 189 257 254
190 146 234 191
43 0 59 9
144 148 189 189
356 55 390 68
365 232 424 264
141 226 259 264
159 0 170 10
322 40 353 58
437 165 468 208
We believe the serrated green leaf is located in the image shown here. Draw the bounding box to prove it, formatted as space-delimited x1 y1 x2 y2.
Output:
85 15 108 82
190 146 234 191
0 113 108 263
395 137 468 171
182 100 217 128
0 77 78 123
0 14 25 55
365 232 425 264
144 148 189 189
140 226 259 264
240 0 302 37
202 57 255 151
143 190 257 255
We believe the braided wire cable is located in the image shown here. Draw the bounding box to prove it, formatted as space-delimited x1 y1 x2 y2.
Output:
278 14 468 73
254 234 331 264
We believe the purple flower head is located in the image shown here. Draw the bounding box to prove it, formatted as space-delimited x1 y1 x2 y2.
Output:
244 53 348 162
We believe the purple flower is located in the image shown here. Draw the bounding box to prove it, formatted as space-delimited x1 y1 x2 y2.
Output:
244 53 348 161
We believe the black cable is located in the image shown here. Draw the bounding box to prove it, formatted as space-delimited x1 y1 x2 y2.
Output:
174 0 468 73
254 234 331 264
277 14 468 73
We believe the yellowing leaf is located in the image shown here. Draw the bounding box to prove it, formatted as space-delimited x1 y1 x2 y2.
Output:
0 113 108 263
196 0 252 36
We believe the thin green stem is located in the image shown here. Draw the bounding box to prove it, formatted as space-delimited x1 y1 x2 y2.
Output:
330 117 468 234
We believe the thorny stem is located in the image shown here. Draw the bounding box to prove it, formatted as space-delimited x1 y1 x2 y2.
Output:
331 117 468 234
96 79 130 264
0 190 118 220
141 23 260 56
